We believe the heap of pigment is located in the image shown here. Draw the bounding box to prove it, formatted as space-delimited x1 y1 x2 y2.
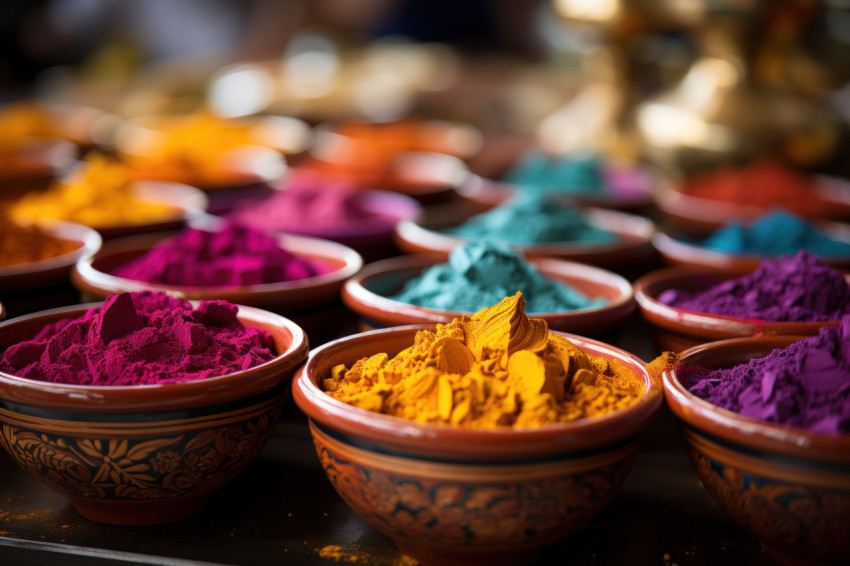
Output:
444 194 618 245
113 222 322 287
680 318 850 434
504 151 611 197
0 217 80 267
391 240 605 312
322 293 644 428
658 251 850 322
11 152 177 228
696 209 850 257
0 291 276 385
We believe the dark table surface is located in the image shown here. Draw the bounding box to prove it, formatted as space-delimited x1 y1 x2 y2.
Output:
0 287 781 566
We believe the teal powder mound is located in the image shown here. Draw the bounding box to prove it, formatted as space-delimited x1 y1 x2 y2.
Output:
443 194 618 245
390 241 606 312
504 150 609 196
697 209 850 257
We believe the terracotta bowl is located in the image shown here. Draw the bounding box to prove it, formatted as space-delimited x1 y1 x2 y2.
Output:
652 224 850 273
341 254 635 334
71 231 363 312
0 219 101 292
0 301 308 525
664 337 850 565
293 326 662 566
633 266 843 352
393 203 656 269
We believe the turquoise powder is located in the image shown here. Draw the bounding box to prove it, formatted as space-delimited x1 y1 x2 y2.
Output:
504 151 609 196
391 240 606 312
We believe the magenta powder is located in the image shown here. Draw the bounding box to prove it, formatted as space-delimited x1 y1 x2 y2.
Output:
680 318 850 434
0 291 276 385
658 251 850 322
112 222 323 287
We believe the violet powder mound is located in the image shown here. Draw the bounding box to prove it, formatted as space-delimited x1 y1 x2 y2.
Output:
680 317 850 434
658 250 850 322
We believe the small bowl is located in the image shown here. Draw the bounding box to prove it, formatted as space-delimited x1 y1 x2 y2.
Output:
293 326 662 566
0 139 77 182
71 231 363 312
393 203 656 269
652 223 850 273
342 254 635 334
664 337 850 565
0 301 308 525
0 219 102 292
633 266 843 352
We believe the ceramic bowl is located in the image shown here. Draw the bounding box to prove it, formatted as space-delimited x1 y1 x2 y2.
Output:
393 203 656 269
0 139 77 184
71 231 363 312
341 254 635 334
293 326 662 566
652 224 850 273
0 301 308 525
0 219 102 292
664 337 850 565
633 266 843 352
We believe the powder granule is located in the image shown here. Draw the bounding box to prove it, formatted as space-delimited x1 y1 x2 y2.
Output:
322 293 644 428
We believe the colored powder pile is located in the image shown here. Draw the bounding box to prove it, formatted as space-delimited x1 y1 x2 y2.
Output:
680 318 850 433
504 151 610 197
10 153 177 228
696 209 850 257
0 291 276 385
658 251 850 322
113 222 323 287
0 217 80 267
391 240 606 312
322 293 644 428
680 159 828 217
228 170 390 232
444 194 618 245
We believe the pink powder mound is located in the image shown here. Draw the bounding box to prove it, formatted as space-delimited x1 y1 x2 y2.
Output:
0 292 277 386
228 169 394 233
112 222 325 287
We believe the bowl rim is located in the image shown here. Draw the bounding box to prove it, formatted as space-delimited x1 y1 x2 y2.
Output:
341 253 635 322
0 218 102 278
293 324 663 460
0 300 309 412
71 229 363 299
663 335 850 462
633 265 844 338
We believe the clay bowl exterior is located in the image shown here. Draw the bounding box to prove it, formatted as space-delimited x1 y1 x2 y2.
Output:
293 326 662 566
341 254 635 335
633 266 842 352
664 337 850 565
0 301 308 525
0 219 102 292
71 231 363 312
393 203 656 270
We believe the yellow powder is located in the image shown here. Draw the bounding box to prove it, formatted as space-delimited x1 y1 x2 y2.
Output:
10 152 177 228
323 293 645 428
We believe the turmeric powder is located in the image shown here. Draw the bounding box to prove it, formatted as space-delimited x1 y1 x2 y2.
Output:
323 293 645 428
10 152 178 228
0 216 80 267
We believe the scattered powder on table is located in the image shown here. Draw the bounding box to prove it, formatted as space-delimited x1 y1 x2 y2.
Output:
0 217 80 267
322 293 644 428
679 158 829 217
391 240 605 312
0 291 276 385
658 251 850 322
444 194 618 245
679 318 850 433
112 222 323 287
10 152 177 228
696 209 850 257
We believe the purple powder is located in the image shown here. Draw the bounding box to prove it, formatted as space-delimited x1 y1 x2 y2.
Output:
112 222 323 287
680 317 850 434
0 291 277 386
658 251 850 322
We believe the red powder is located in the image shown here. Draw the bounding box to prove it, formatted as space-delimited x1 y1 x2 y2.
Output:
680 159 829 217
0 292 276 385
